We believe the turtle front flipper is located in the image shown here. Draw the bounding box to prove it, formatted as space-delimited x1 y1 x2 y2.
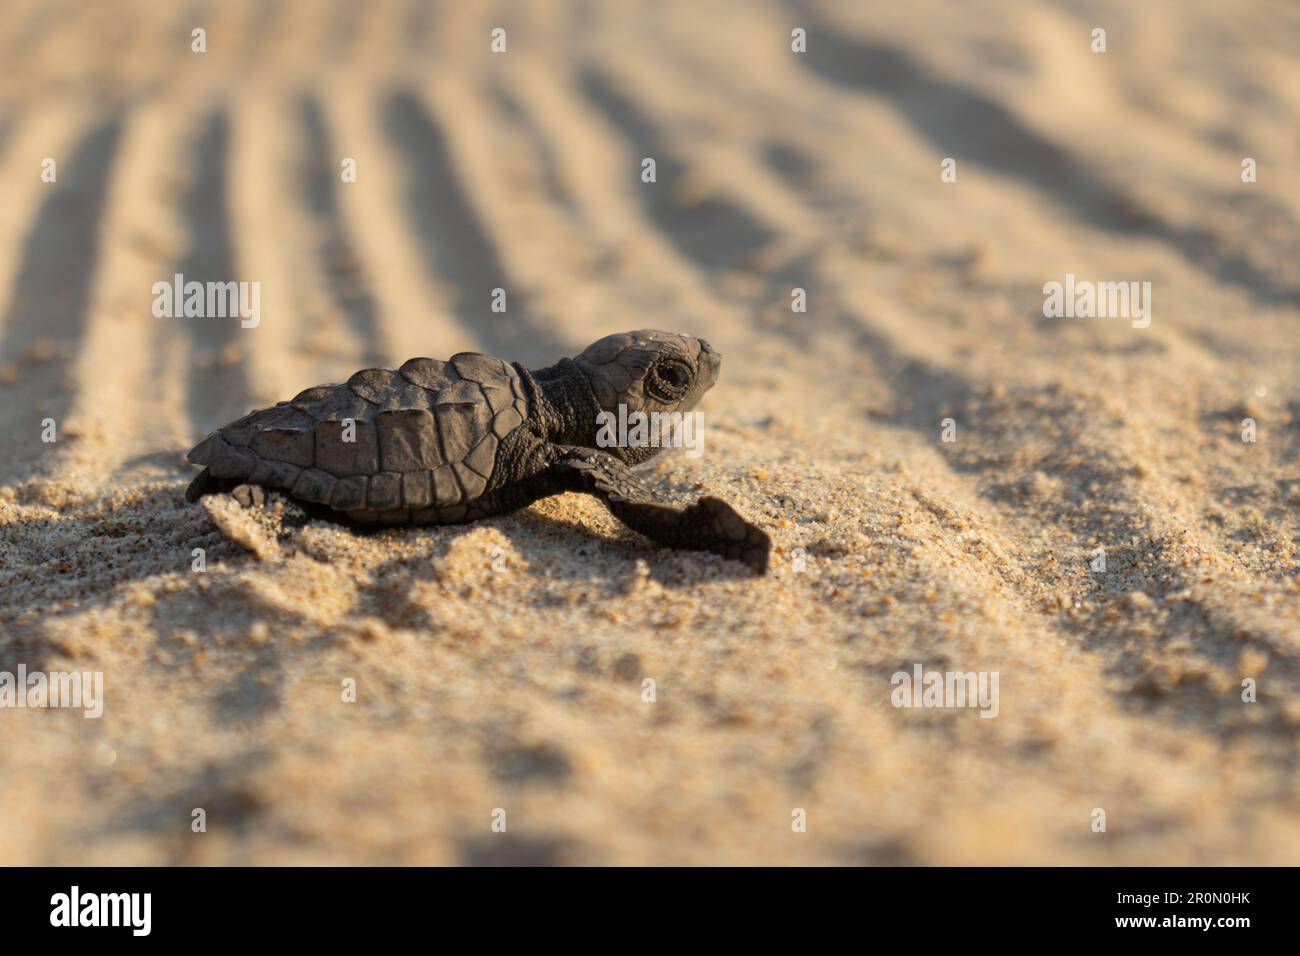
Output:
548 450 770 573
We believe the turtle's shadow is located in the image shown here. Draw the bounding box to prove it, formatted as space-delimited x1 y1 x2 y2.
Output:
442 507 754 586
279 479 760 589
0 482 756 673
345 503 759 600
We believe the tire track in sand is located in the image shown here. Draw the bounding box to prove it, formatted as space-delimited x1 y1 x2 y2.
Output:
172 109 251 434
491 57 767 363
568 9 1300 744
298 95 386 368
50 98 208 489
316 76 479 364
382 88 571 367
0 114 122 487
786 0 1300 307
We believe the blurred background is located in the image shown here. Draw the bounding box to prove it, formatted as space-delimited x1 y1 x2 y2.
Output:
1 0 1298 865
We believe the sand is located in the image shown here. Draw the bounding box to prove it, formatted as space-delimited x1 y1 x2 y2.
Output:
1 0 1298 865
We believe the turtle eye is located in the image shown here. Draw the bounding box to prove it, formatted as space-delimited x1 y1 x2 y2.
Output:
648 360 692 402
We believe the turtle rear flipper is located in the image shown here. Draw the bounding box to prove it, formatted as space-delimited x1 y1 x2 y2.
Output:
548 450 770 573
186 467 238 502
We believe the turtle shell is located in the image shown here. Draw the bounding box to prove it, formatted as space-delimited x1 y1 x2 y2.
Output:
187 352 531 523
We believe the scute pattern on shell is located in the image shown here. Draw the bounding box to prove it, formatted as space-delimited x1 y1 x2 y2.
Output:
188 353 531 518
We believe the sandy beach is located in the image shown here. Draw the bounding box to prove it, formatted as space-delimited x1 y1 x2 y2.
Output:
1 0 1299 865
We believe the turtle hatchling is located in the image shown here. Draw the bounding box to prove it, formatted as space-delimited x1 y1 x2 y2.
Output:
186 330 771 572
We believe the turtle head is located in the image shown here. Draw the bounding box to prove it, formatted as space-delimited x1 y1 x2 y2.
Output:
558 330 720 463
573 330 720 416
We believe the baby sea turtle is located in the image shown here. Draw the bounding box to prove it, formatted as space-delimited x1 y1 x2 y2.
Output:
186 330 771 572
